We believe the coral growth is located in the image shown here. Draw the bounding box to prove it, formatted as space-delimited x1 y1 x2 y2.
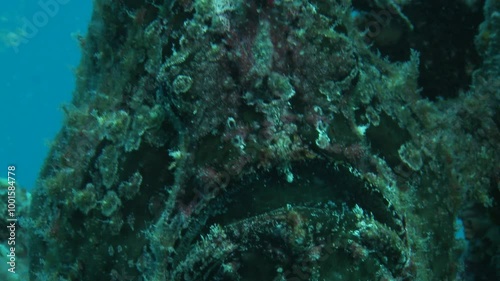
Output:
27 0 498 280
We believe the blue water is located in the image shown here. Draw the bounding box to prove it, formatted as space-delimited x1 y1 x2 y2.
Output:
0 0 92 189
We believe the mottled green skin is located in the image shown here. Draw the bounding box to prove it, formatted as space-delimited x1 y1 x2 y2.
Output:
28 0 498 280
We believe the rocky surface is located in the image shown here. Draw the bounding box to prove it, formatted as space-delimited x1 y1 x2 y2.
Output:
26 0 498 280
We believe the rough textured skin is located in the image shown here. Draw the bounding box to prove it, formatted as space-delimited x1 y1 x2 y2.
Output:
28 0 498 280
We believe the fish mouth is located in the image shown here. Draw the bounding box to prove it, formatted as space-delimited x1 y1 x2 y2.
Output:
176 160 411 280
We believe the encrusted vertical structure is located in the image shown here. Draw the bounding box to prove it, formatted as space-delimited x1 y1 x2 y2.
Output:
459 0 500 279
28 0 498 280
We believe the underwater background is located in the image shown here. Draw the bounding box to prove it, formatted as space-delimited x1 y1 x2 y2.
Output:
0 0 499 280
0 1 92 190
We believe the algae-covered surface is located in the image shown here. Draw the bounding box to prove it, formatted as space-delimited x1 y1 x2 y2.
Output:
21 0 499 280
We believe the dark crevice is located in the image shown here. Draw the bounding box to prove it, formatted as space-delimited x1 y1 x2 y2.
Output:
352 0 484 100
